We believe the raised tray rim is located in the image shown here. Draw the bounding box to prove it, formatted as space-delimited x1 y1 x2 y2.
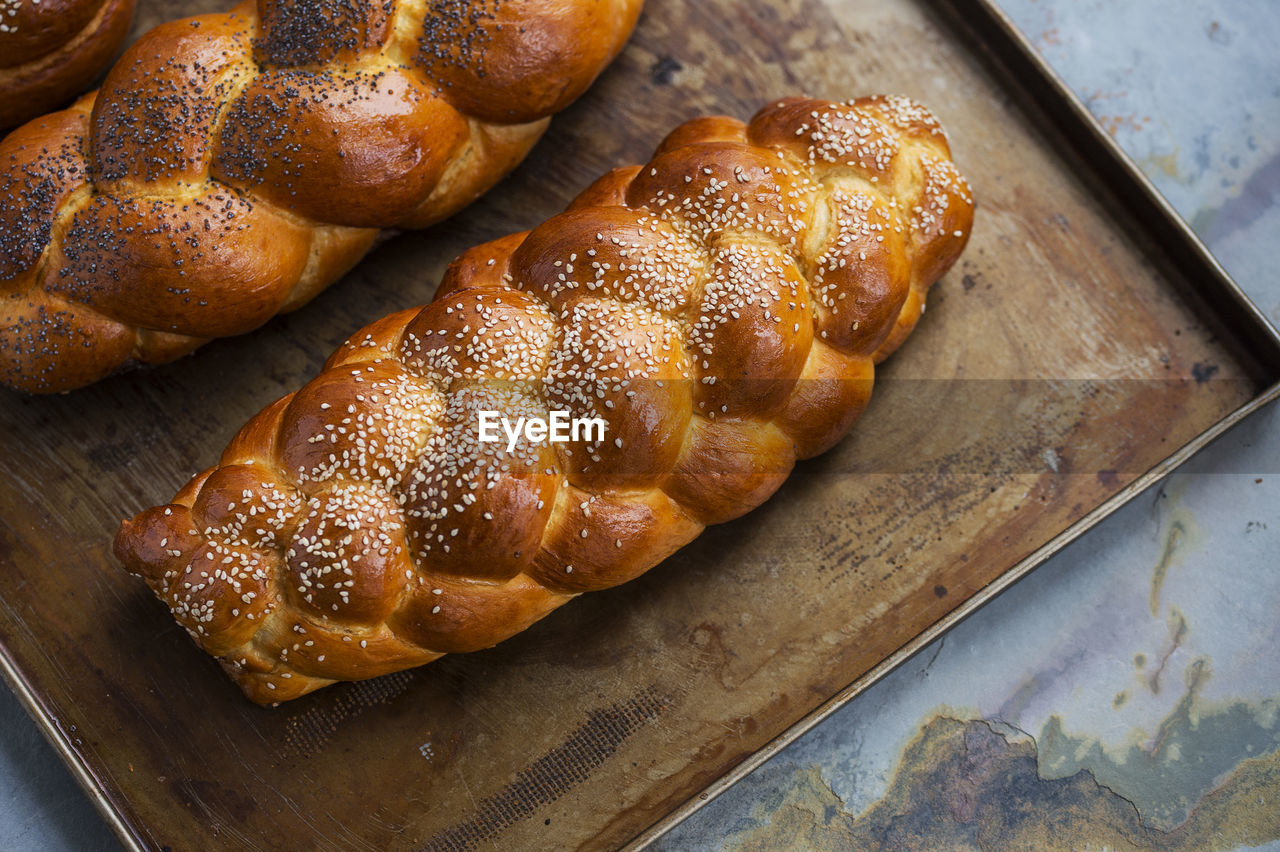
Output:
625 0 1280 845
2 0 1279 849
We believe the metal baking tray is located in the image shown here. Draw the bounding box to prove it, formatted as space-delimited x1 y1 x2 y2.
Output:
2 0 1277 849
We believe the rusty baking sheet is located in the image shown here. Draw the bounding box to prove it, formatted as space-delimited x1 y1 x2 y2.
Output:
2 0 1278 849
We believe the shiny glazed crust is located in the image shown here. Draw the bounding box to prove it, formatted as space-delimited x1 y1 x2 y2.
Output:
0 0 643 392
0 0 136 129
115 96 975 704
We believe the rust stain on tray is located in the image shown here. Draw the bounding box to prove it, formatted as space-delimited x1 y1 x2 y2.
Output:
423 687 669 852
0 0 1272 849
282 671 418 759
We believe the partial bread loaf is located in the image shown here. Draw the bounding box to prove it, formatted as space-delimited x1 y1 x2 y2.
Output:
0 0 642 393
115 96 975 704
0 0 135 130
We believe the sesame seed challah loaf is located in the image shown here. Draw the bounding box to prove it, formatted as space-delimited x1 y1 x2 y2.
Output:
0 0 136 130
115 96 975 704
0 0 643 393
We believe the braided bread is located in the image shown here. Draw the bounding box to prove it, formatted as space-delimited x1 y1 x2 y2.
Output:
115 96 975 704
0 0 642 393
0 0 135 130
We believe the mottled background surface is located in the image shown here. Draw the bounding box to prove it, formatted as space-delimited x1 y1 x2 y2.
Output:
655 1 1280 850
2 0 1278 849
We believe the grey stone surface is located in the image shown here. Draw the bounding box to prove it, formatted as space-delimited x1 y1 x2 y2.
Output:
658 0 1280 848
2 1 1277 850
0 687 118 850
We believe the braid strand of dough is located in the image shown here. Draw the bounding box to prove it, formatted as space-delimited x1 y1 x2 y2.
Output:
0 0 643 393
0 0 136 130
115 96 975 704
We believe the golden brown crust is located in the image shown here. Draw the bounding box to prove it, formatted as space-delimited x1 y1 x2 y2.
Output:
115 96 975 704
0 0 643 393
0 0 136 130
416 0 641 124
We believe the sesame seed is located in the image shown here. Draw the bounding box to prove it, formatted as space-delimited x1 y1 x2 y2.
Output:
119 95 969 691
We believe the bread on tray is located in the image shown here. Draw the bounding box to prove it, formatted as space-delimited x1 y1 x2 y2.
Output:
115 96 975 704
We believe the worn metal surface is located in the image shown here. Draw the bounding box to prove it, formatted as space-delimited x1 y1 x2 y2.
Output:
653 2 1280 849
0 1 1276 850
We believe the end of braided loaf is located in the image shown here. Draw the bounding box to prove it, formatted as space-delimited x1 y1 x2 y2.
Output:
115 96 974 704
1 0 643 393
